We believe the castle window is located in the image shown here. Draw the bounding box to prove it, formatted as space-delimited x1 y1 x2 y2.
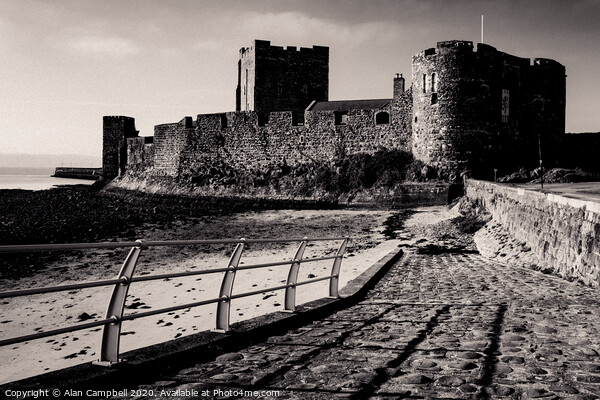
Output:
375 112 390 125
302 84 308 94
334 111 348 125
258 112 269 126
220 114 228 128
422 74 427 93
292 112 304 126
431 73 437 92
431 93 438 105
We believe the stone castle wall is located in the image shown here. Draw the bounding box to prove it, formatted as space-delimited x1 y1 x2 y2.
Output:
465 179 600 287
133 88 413 180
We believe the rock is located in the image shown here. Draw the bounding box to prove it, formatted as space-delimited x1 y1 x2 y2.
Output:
396 373 432 384
411 359 439 370
436 375 465 387
215 352 244 363
459 351 482 359
211 373 238 382
525 387 555 398
454 361 478 370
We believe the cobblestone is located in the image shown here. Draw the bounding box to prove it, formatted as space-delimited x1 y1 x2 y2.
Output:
111 214 600 400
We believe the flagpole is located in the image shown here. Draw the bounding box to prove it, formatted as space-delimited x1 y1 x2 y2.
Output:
481 15 484 43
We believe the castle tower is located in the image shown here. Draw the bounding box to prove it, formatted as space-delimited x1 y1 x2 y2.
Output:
102 116 138 179
236 40 329 114
411 40 565 180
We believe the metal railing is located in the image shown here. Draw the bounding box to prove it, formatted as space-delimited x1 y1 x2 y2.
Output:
0 237 348 365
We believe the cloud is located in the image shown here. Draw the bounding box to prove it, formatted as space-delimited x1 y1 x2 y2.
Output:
65 34 141 56
213 10 427 55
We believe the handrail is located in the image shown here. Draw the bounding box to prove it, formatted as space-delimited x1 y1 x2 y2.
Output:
0 255 343 299
0 236 349 366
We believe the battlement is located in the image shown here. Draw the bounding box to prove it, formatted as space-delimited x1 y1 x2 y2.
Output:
237 40 329 113
103 115 135 120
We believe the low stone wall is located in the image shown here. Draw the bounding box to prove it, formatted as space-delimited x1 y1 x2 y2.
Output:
340 183 452 208
465 179 600 287
52 167 102 180
107 177 452 209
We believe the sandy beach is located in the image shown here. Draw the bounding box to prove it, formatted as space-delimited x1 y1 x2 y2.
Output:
1 208 412 384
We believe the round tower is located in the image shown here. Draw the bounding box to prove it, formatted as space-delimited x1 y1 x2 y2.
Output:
412 40 504 180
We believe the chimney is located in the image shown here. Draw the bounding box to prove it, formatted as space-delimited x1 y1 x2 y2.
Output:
393 73 405 98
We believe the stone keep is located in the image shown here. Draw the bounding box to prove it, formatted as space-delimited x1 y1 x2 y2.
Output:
236 40 329 114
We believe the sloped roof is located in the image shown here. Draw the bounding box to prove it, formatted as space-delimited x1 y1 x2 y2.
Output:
306 99 392 112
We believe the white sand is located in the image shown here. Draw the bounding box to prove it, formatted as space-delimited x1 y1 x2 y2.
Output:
0 208 401 384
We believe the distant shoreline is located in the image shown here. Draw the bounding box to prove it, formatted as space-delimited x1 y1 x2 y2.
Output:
0 173 95 190
0 166 56 176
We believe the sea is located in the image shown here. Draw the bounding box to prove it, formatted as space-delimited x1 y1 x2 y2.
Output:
0 167 95 190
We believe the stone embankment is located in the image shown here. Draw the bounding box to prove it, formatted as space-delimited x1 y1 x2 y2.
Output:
52 167 102 180
99 207 600 399
465 179 600 287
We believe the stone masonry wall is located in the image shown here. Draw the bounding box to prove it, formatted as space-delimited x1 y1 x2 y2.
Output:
126 136 154 175
153 119 194 177
465 179 600 287
102 116 138 179
144 101 413 181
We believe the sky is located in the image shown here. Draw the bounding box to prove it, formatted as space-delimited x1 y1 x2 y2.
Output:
1 0 599 159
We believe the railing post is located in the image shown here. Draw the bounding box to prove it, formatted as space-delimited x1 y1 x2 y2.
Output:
215 240 244 332
94 240 144 366
284 239 307 312
328 238 348 299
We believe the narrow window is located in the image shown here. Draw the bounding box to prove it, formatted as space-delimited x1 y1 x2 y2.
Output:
422 74 427 93
375 112 390 125
431 73 437 92
258 112 269 126
292 112 304 126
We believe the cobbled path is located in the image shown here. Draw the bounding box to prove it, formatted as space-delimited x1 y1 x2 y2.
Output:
116 231 600 399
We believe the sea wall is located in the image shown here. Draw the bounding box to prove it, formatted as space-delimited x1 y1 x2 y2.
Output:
465 179 600 287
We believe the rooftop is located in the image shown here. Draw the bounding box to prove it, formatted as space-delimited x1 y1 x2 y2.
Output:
306 99 391 112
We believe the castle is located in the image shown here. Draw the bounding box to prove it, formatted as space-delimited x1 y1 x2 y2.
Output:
103 39 567 183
